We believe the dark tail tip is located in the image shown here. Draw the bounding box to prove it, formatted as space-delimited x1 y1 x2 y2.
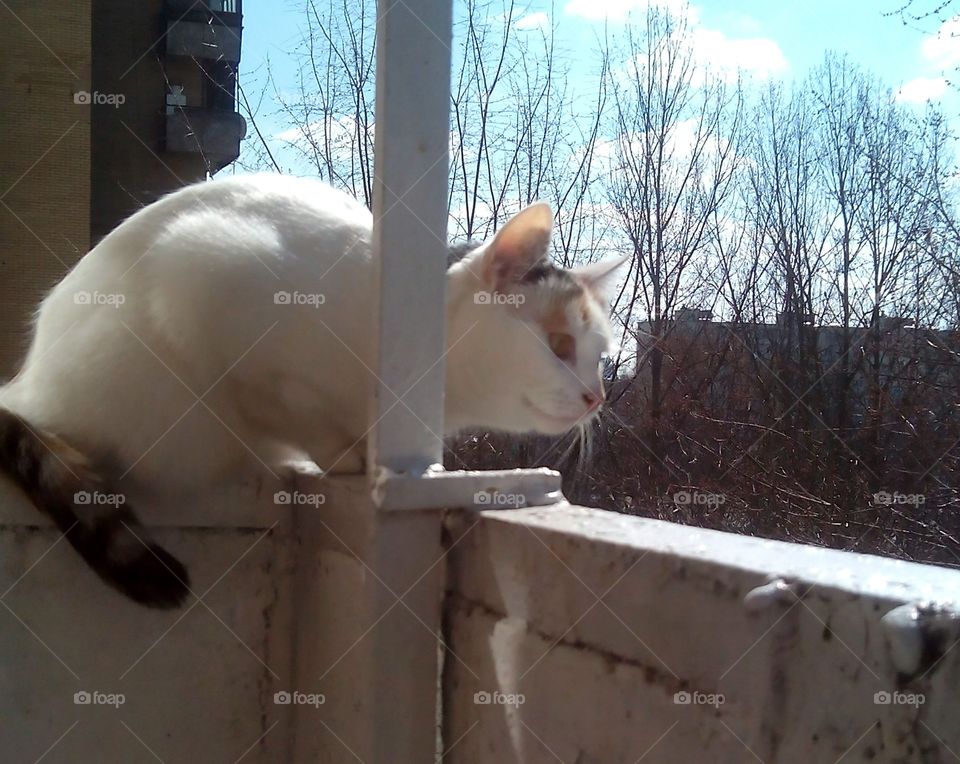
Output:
87 516 192 608
110 543 192 609
0 407 192 609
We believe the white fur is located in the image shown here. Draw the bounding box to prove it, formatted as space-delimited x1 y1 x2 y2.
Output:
0 174 620 499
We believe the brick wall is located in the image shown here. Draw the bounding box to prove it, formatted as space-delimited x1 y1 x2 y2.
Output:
0 1 92 377
0 0 214 379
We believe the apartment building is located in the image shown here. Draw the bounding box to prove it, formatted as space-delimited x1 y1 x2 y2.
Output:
0 0 245 375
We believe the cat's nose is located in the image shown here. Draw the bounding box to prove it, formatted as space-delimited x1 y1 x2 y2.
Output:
582 392 602 411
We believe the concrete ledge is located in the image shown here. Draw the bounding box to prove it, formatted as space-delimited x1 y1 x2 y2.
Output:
5 471 959 761
372 466 563 511
443 503 960 762
0 469 304 529
0 521 297 762
467 503 960 602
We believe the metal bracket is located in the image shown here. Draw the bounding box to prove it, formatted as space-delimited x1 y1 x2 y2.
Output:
371 465 564 511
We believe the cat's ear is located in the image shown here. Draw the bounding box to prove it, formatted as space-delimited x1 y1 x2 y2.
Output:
570 255 630 301
481 202 553 290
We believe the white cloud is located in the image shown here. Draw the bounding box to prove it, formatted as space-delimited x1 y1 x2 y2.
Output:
275 124 311 143
609 119 734 169
274 114 371 148
623 25 787 86
568 0 786 84
921 15 960 68
688 27 787 83
895 76 948 103
515 11 549 30
564 0 692 23
575 122 739 208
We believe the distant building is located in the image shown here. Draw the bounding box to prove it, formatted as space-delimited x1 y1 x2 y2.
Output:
674 307 713 323
0 0 245 376
633 311 958 423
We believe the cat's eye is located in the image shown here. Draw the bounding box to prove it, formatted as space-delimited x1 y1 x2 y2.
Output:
548 332 575 362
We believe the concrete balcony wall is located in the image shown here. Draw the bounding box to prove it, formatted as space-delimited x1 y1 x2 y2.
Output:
0 474 298 763
165 107 247 171
3 472 959 762
0 470 447 763
166 18 242 63
442 504 960 763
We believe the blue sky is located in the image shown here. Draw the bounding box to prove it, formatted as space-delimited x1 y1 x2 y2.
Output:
238 0 960 163
695 0 955 101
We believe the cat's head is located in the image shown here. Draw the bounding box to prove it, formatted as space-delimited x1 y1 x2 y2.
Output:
445 203 626 436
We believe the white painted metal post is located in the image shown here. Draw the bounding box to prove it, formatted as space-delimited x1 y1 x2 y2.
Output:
317 2 452 762
368 0 452 474
366 2 451 755
360 0 563 517
295 4 565 760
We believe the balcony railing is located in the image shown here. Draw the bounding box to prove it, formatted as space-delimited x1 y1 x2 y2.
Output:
165 18 241 63
3 469 958 761
165 106 246 171
165 0 242 63
164 0 242 22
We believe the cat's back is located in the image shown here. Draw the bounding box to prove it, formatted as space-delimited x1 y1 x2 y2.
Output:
19 174 376 398
101 173 372 270
37 174 375 347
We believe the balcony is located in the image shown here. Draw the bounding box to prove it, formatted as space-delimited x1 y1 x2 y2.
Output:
165 0 242 63
164 0 242 25
2 470 958 761
165 106 246 171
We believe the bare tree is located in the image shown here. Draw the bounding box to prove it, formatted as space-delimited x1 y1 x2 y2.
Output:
604 6 742 468
234 1 960 567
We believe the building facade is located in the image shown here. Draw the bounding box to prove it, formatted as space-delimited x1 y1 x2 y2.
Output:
0 0 245 376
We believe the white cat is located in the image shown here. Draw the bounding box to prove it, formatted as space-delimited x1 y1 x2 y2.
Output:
0 174 624 607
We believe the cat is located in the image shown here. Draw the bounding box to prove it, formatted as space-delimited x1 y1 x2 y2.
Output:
0 173 625 608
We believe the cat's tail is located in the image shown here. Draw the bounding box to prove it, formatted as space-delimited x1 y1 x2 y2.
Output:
0 407 190 608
